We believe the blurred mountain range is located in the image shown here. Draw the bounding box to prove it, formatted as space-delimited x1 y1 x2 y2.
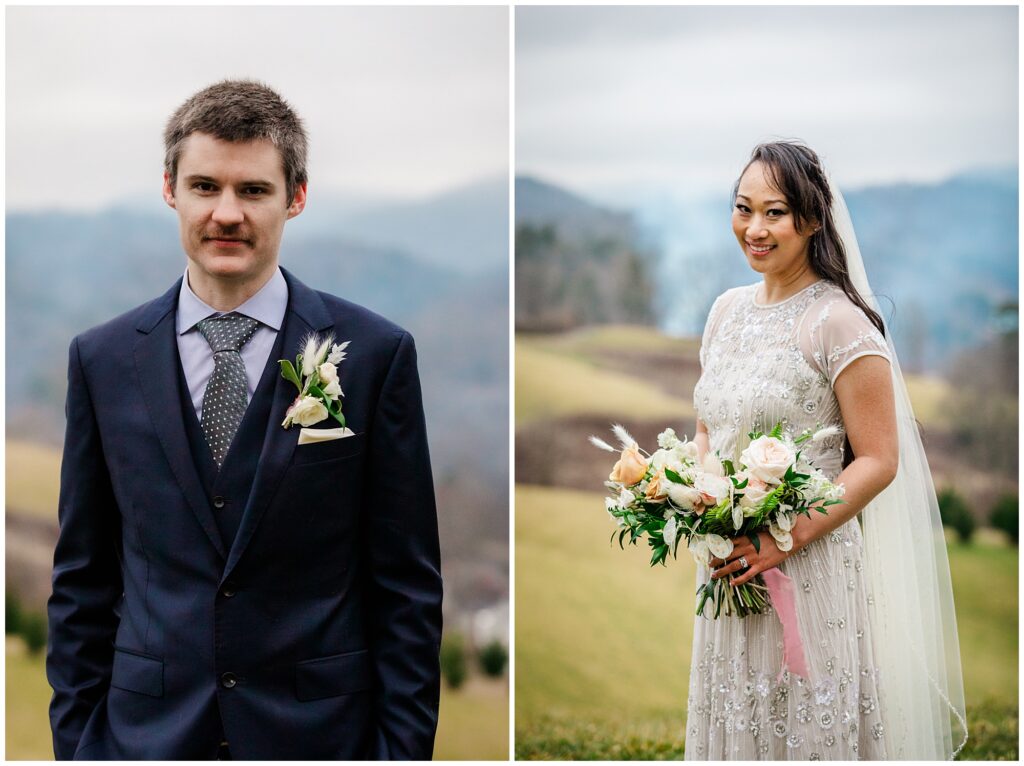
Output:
6 178 508 614
516 169 1018 373
515 177 656 330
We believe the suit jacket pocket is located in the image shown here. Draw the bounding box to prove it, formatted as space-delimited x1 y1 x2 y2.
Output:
295 648 373 701
110 646 164 697
291 432 366 466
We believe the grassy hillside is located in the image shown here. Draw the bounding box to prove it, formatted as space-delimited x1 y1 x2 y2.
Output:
516 337 693 426
515 483 1017 759
7 441 61 519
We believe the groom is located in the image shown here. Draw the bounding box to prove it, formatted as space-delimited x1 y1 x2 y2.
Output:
46 80 443 760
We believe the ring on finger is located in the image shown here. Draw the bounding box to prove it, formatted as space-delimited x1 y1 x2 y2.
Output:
738 555 749 568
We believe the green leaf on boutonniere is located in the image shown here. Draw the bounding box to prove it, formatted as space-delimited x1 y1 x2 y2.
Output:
309 384 347 428
279 359 302 390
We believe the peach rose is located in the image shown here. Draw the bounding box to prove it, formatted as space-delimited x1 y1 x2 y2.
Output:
644 471 668 502
609 444 647 486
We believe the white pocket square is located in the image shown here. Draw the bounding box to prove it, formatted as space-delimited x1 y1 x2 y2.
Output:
297 426 356 445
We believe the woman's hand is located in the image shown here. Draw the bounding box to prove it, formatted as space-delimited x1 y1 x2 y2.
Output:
709 529 790 586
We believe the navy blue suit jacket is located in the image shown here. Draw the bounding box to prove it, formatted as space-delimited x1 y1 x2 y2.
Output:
46 267 443 759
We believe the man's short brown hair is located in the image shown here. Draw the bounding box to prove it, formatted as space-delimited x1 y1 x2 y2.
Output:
164 80 308 204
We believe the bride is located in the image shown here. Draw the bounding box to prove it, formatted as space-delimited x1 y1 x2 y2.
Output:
684 141 967 760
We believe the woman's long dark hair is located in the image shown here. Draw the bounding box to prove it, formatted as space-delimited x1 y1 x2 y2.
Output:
733 141 885 337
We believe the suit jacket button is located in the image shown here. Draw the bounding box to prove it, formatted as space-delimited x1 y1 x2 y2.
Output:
221 582 237 598
213 496 226 509
221 672 238 688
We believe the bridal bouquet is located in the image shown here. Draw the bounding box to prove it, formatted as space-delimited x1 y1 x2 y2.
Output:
592 423 845 619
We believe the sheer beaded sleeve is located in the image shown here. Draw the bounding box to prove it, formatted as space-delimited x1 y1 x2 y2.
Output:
801 290 890 386
699 288 739 369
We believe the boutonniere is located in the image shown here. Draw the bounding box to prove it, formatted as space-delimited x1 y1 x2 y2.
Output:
278 333 350 429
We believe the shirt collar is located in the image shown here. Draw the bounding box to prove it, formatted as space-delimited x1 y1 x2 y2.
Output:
177 266 289 335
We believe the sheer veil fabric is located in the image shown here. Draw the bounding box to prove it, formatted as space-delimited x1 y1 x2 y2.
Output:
826 173 968 758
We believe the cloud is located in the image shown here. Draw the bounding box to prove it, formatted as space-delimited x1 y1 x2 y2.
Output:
7 6 509 211
516 6 1017 201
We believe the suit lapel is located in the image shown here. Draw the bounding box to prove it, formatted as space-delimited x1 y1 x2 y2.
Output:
222 268 334 580
133 278 228 559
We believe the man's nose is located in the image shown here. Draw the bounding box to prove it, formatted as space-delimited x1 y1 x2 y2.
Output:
211 191 244 226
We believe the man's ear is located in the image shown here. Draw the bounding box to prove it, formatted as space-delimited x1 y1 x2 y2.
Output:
162 172 177 209
287 182 308 220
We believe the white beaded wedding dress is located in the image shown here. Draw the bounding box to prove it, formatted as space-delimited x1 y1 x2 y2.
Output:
684 280 891 760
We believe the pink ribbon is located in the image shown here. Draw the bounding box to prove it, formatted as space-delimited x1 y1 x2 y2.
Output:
760 568 810 681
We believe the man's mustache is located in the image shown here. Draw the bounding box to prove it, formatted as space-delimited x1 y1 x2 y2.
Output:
203 229 252 242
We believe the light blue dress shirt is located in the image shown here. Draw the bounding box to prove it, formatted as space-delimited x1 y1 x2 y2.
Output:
176 267 289 422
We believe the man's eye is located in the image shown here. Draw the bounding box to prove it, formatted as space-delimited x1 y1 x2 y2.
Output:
244 187 267 196
193 183 216 192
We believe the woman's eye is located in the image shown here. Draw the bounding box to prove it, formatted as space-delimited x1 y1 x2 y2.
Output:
734 204 750 214
768 208 787 217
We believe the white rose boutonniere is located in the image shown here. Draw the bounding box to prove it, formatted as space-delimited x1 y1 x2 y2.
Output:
279 333 351 429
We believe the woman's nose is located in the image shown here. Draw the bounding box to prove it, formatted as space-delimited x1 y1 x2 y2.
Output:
746 217 768 239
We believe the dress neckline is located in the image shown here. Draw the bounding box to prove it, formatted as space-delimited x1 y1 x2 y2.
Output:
750 279 826 308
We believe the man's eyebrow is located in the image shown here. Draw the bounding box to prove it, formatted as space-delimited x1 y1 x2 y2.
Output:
736 194 787 205
183 174 276 187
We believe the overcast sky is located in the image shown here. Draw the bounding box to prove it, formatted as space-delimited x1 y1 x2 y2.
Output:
7 6 508 212
517 5 1018 203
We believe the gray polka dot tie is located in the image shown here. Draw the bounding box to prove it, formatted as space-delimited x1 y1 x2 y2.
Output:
196 312 259 468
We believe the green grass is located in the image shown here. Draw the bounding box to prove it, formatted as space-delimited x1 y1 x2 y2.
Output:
530 325 700 359
6 440 61 519
515 483 1018 760
6 638 55 760
515 485 693 722
516 340 694 427
435 677 509 760
6 637 507 760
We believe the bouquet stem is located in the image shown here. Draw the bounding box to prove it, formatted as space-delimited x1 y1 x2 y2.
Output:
696 574 770 618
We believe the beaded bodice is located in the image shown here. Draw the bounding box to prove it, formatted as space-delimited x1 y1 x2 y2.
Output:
693 280 888 479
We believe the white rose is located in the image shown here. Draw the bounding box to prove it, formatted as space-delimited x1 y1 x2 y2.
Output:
740 436 795 485
318 362 339 386
285 395 328 427
321 379 343 401
618 487 635 507
667 482 703 512
695 471 731 507
738 473 772 509
650 449 672 471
